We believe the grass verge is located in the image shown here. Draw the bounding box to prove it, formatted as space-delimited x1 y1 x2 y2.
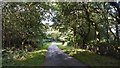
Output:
3 42 51 66
58 45 120 67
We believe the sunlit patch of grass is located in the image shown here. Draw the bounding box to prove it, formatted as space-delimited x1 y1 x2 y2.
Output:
30 49 47 53
3 49 46 66
58 45 120 67
3 42 50 66
63 49 90 56
39 42 51 49
57 45 74 50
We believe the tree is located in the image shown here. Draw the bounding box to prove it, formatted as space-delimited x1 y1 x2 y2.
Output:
3 2 49 49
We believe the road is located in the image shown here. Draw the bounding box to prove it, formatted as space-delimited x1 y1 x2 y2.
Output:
42 43 88 67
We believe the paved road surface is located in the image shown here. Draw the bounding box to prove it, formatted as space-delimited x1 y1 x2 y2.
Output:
42 43 88 67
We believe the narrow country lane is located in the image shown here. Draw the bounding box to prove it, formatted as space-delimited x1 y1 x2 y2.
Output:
42 42 88 67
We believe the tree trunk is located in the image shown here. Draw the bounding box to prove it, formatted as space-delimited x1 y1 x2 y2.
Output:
73 27 77 48
94 23 97 45
115 22 119 46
